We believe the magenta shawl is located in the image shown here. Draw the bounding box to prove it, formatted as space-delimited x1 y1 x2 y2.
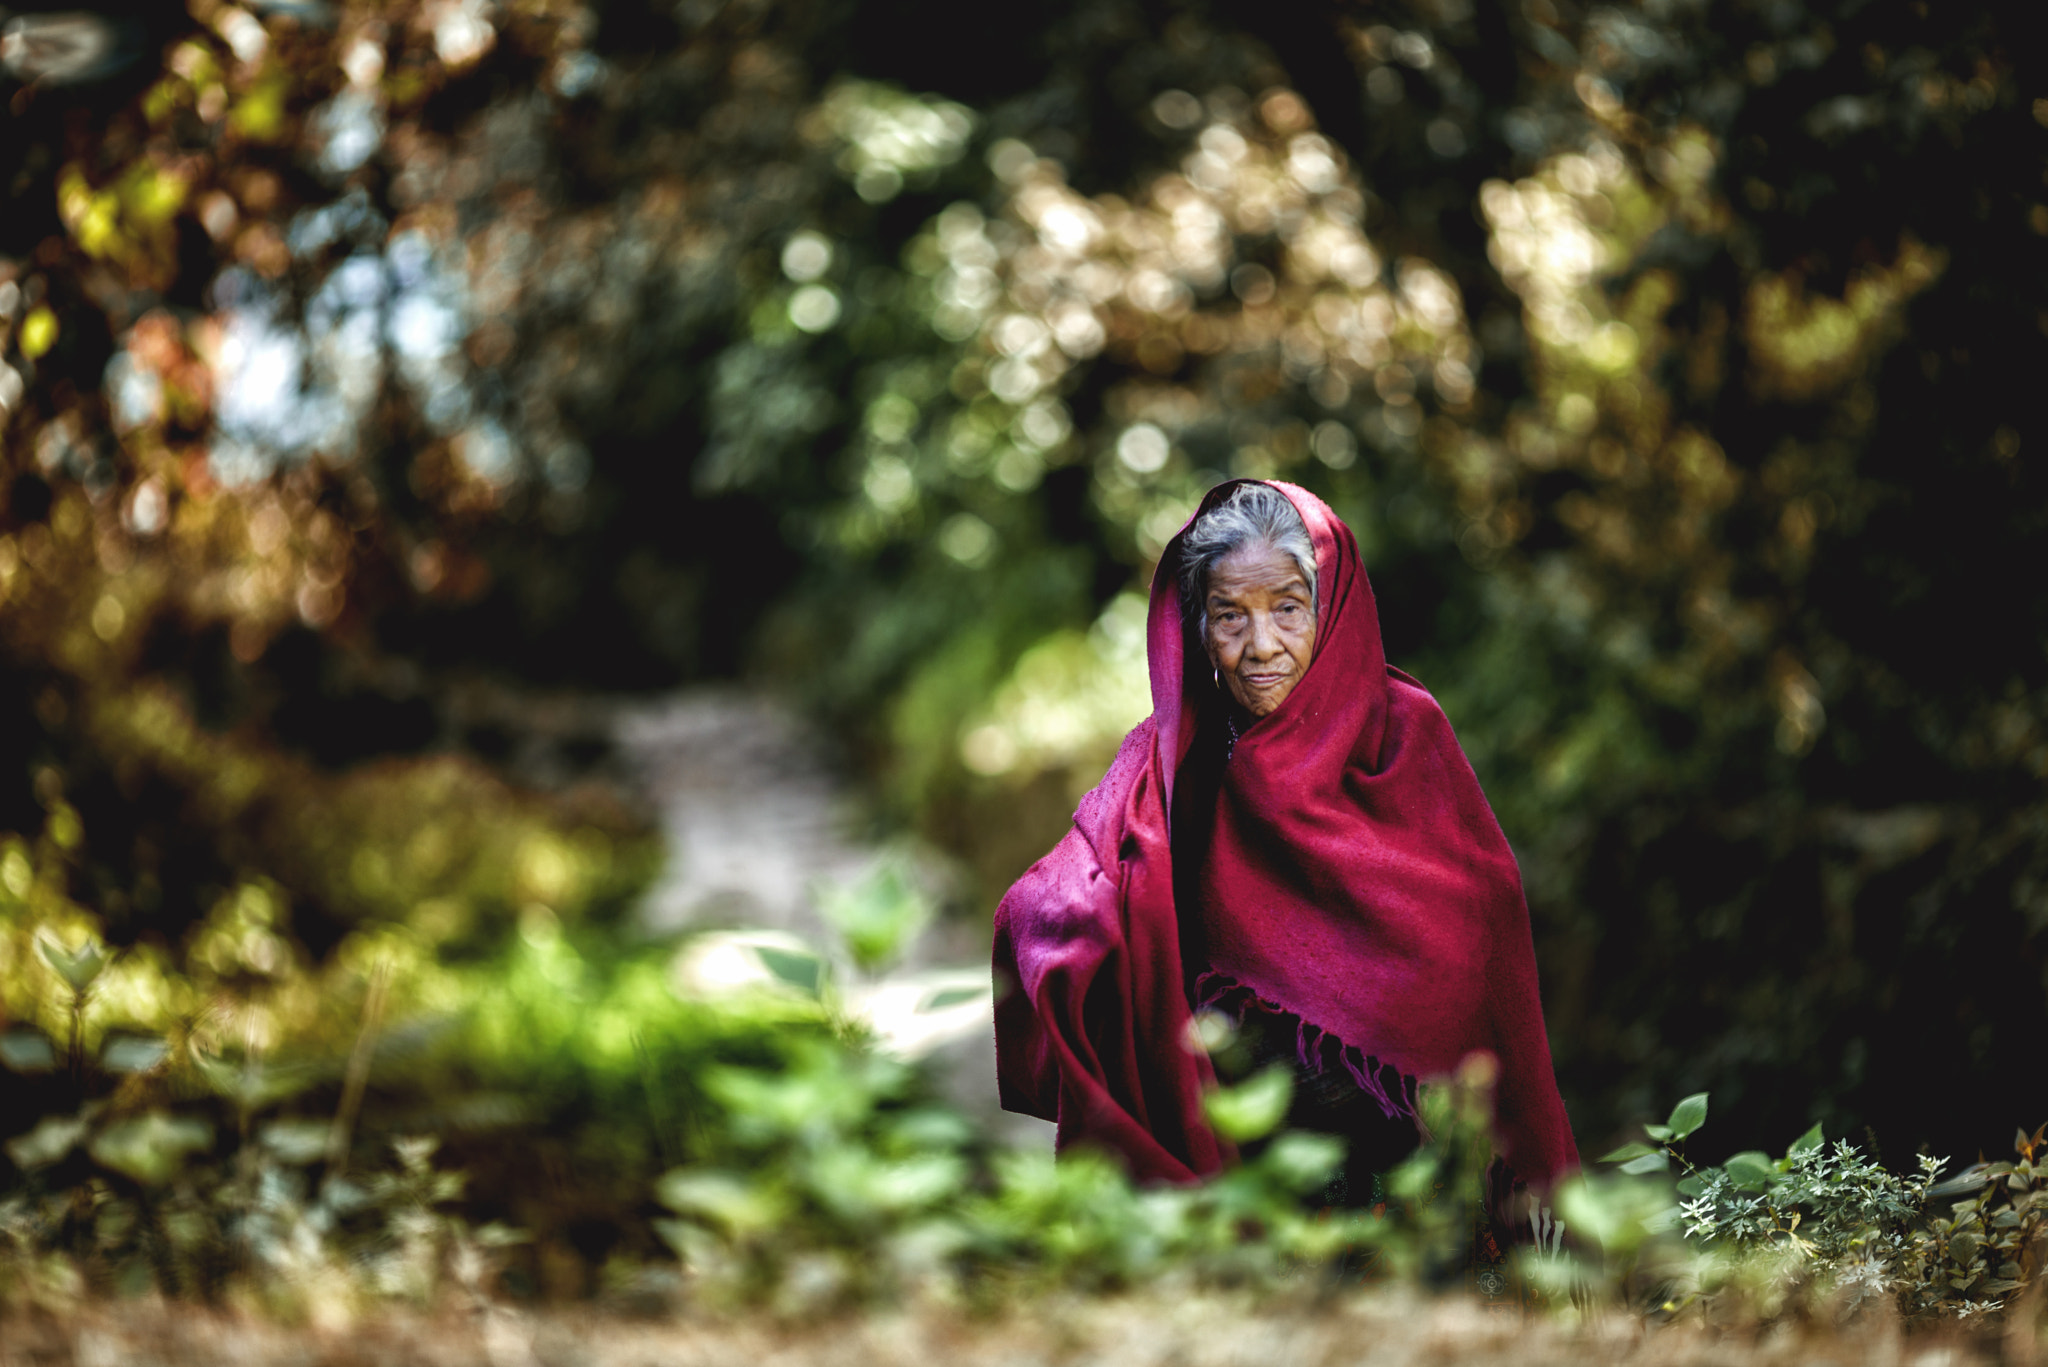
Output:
992 479 1579 1188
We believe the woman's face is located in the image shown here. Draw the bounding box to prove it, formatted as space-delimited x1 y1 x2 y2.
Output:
1202 541 1317 718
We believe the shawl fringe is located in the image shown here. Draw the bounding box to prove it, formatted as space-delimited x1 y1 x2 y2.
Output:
1190 969 1421 1126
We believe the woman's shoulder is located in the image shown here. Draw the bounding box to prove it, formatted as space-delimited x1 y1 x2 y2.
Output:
1383 664 1456 738
996 713 1161 942
1073 714 1159 859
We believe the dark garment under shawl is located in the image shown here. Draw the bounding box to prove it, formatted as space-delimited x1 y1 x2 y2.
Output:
1171 700 1421 1204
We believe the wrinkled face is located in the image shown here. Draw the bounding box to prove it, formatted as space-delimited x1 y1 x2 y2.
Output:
1202 541 1317 719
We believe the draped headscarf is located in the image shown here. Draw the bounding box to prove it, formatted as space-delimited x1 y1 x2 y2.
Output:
992 479 1578 1188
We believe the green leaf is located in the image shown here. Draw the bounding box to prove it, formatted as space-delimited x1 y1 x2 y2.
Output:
37 933 109 995
805 1146 966 1220
192 1050 315 1109
656 1168 783 1237
1642 1123 1674 1142
1259 1131 1345 1194
755 944 826 995
816 862 933 971
5 1113 91 1169
1675 1173 1707 1197
1723 1151 1778 1191
0 1029 56 1073
1202 1065 1294 1143
1664 1093 1709 1141
1787 1122 1825 1156
259 1119 334 1166
1619 1152 1670 1175
89 1111 213 1185
100 1034 168 1074
653 1217 725 1271
1552 1172 1676 1257
1601 1141 1659 1163
17 306 56 360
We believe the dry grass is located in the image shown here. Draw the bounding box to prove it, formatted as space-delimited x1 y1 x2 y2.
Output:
2 1290 2036 1367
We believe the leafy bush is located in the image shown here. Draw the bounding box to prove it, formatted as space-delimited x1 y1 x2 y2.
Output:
3 782 2037 1325
648 1049 1515 1312
2 843 1512 1316
1566 1094 2046 1323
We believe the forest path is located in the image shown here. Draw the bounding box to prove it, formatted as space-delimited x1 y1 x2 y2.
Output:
1 1293 1973 1366
610 691 1052 1149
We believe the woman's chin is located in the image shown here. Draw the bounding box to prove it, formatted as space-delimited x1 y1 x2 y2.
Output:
1237 684 1294 717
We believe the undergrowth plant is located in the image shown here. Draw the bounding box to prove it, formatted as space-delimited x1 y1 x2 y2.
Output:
4 803 2041 1322
650 1015 1506 1310
1580 1093 2046 1322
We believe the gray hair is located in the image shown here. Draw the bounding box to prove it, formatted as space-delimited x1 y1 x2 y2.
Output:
1177 483 1317 629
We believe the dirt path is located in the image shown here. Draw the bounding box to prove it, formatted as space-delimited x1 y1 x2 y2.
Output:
611 691 1053 1149
0 1293 2008 1367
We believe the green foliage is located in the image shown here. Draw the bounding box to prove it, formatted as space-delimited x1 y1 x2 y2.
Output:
1202 1065 1294 1144
1894 1127 2048 1318
816 862 932 972
37 934 109 996
650 1045 1504 1309
0 1099 510 1318
88 1114 214 1187
1574 1093 2046 1323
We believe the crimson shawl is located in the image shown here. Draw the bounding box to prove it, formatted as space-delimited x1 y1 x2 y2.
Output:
992 479 1578 1188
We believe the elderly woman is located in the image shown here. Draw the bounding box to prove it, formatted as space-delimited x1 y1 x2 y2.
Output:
993 479 1577 1204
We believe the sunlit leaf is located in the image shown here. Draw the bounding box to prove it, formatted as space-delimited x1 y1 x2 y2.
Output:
100 1033 168 1074
1553 1172 1675 1257
1663 1093 1708 1141
656 1168 784 1237
192 1050 317 1109
1202 1065 1293 1143
37 932 110 994
19 306 58 359
653 1216 725 1271
89 1111 213 1185
0 1029 58 1073
5 1113 91 1169
1723 1151 1779 1191
259 1118 334 1165
1260 1131 1343 1195
817 862 932 971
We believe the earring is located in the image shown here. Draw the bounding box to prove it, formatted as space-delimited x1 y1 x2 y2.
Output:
1213 667 1222 691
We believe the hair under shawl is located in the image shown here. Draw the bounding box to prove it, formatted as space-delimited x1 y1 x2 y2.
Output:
1177 482 1317 631
992 479 1580 1189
